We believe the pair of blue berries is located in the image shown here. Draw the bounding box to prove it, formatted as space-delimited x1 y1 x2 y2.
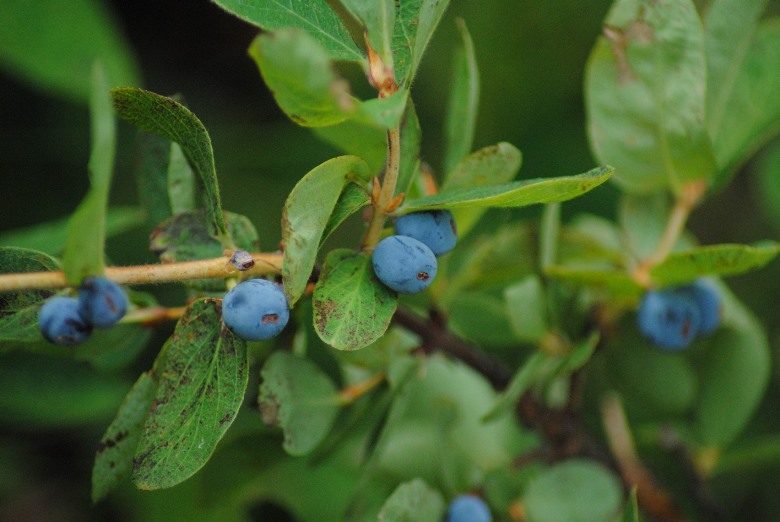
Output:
371 209 457 294
447 494 491 522
637 279 721 350
38 277 128 346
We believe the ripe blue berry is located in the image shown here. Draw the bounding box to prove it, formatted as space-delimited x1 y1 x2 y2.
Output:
447 494 492 522
78 276 128 328
395 210 457 256
637 289 701 350
372 235 438 294
38 296 93 346
681 279 721 335
222 279 289 341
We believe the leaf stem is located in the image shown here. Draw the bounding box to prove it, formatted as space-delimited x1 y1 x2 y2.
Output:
0 252 282 293
361 127 402 250
634 181 707 286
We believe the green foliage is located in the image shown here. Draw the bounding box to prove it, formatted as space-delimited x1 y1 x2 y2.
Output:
133 300 248 490
3 0 780 519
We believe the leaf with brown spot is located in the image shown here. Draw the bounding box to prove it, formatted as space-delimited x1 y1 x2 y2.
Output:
132 299 248 490
313 249 397 351
258 351 340 456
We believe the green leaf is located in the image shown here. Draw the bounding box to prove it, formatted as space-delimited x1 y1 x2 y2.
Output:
212 0 364 63
249 28 407 129
62 63 116 284
482 352 547 423
504 275 548 344
377 479 446 522
150 210 259 291
649 241 780 286
523 460 623 522
134 132 174 227
321 182 371 245
0 0 140 102
708 20 780 187
110 87 232 248
447 291 519 347
258 351 340 456
74 322 153 373
405 165 613 211
341 0 395 67
694 283 771 447
133 299 248 490
442 19 480 178
313 249 398 351
442 142 522 237
544 266 643 301
283 156 369 305
585 0 716 194
392 0 452 86
0 207 144 255
249 28 357 127
313 121 388 173
0 248 60 342
92 372 158 502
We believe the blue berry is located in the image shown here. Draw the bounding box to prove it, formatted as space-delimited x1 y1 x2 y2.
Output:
372 235 437 294
38 296 93 346
681 279 721 335
222 279 289 341
447 494 492 522
395 210 457 256
78 276 128 328
637 289 701 350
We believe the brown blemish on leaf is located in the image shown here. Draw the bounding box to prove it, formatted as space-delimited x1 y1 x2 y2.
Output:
259 394 281 427
96 430 130 454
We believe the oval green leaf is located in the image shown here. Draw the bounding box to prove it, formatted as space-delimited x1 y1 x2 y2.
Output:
404 166 612 211
392 0 452 86
283 156 369 305
313 249 398 351
132 299 248 490
585 0 716 194
258 351 340 456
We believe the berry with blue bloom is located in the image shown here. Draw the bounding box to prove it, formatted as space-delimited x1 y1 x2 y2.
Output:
222 279 289 341
371 235 437 294
38 296 93 346
78 276 128 328
447 494 492 522
394 210 457 256
637 289 701 350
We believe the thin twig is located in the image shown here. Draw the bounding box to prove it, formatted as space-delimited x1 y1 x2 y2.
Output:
0 252 283 292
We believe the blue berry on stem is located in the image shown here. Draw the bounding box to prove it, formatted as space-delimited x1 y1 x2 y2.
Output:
39 296 93 346
78 276 128 328
371 235 438 294
222 279 289 341
637 289 701 350
447 494 492 522
681 278 721 335
395 209 457 256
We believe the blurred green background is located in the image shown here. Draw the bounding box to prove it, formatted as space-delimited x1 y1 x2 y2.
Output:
1 0 780 520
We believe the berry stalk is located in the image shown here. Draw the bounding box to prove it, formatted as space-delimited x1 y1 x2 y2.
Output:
0 252 282 293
